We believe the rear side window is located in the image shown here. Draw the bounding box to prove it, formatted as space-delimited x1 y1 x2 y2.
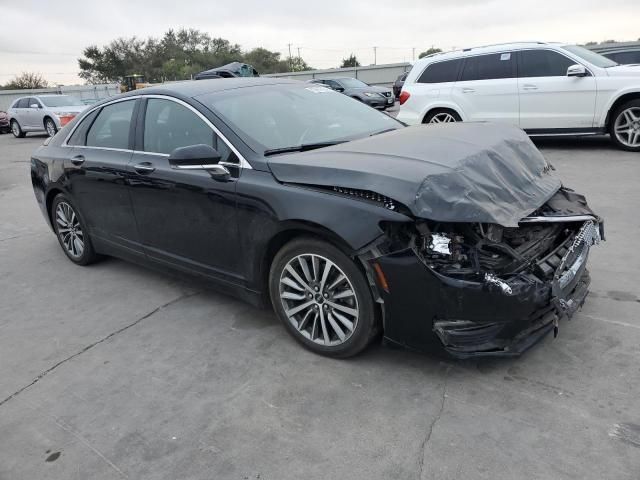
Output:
86 100 135 149
417 59 463 83
460 53 515 81
518 50 576 77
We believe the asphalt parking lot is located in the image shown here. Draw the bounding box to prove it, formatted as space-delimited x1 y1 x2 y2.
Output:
1 130 639 480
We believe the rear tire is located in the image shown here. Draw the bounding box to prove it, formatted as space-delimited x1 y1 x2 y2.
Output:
269 237 378 358
609 99 640 152
424 109 461 124
50 193 100 266
11 120 25 138
44 117 58 137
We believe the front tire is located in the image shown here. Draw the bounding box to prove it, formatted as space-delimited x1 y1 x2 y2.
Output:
269 237 378 358
11 120 25 138
44 117 58 137
610 99 640 152
51 194 100 265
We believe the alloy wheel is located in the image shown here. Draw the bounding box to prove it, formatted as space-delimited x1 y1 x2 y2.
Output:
55 201 85 258
614 107 640 148
429 112 457 123
278 254 359 346
45 119 57 137
11 122 20 136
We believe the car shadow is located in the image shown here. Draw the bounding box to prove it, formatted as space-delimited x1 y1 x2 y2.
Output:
532 134 616 150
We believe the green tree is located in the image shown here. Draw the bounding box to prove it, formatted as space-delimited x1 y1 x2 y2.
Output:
418 47 442 59
341 54 360 68
78 29 311 83
3 72 48 89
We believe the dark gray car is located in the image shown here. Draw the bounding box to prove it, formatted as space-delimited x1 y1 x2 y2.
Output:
309 77 395 109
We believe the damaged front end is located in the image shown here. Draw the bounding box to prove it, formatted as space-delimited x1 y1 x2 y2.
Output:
365 189 603 358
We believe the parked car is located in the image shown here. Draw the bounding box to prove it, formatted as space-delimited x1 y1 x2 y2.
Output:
31 78 603 358
309 77 395 109
587 42 640 65
0 111 10 134
8 95 87 138
393 72 408 98
195 62 259 80
397 41 640 151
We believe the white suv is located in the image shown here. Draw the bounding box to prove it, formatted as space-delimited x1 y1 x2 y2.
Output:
397 42 640 151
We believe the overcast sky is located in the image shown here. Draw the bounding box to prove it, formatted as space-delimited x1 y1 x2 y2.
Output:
1 0 639 85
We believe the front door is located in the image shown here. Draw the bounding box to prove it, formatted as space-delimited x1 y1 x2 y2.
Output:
517 49 597 131
127 97 242 283
64 98 142 254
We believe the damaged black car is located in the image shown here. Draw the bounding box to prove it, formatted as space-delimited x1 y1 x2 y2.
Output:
30 78 603 358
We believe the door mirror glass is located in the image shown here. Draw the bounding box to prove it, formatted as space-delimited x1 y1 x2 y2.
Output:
567 64 587 77
168 144 222 167
334 86 345 92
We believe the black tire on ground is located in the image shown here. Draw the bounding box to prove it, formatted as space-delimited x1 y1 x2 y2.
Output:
609 99 640 152
50 193 100 266
269 237 379 358
44 117 58 137
423 108 462 124
11 120 25 138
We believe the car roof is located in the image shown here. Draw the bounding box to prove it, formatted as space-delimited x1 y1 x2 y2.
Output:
414 41 568 64
126 77 300 99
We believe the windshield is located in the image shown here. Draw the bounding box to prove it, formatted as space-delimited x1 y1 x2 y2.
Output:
562 45 618 68
337 78 368 88
40 96 82 107
199 84 401 153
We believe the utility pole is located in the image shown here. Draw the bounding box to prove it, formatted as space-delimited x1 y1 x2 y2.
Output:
373 46 377 65
287 43 293 70
412 47 415 62
297 47 301 59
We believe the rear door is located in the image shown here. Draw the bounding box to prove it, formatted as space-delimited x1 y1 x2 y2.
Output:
452 52 518 124
63 98 142 254
517 49 597 130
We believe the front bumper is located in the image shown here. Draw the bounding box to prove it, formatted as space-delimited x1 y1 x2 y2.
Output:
371 220 601 358
362 95 395 109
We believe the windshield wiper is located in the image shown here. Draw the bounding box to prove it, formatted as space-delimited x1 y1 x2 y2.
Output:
263 141 347 156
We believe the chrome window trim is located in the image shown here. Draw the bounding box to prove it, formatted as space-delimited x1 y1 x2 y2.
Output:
141 94 252 170
61 95 141 148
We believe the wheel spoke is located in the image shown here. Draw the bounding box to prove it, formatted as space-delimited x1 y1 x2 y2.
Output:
327 274 345 291
332 289 354 300
298 309 314 331
285 300 314 318
331 310 354 331
311 255 320 282
285 265 313 293
298 256 313 283
319 260 332 291
327 312 346 341
281 291 307 301
319 308 330 344
326 300 357 318
282 276 305 292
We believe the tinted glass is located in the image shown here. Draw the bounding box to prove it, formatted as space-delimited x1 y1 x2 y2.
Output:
417 59 463 83
519 50 576 77
605 51 640 65
86 100 135 149
67 110 99 146
200 84 401 152
338 78 368 88
460 53 515 81
27 98 40 108
17 98 30 108
325 79 341 89
143 99 215 155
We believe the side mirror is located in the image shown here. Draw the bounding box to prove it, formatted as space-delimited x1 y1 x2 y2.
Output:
334 86 345 93
30 103 40 109
567 64 587 77
168 144 230 181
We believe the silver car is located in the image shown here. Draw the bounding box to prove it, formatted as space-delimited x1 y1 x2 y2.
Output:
7 95 87 138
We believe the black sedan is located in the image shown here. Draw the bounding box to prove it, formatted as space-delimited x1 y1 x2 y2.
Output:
308 77 395 109
31 78 603 358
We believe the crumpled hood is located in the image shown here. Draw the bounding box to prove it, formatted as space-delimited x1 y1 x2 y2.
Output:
267 123 561 227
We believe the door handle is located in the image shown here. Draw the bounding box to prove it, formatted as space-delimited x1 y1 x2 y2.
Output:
461 88 475 93
70 155 85 166
522 84 538 91
134 162 155 174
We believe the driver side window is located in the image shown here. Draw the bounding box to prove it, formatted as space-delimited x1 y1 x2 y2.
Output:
142 98 233 162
